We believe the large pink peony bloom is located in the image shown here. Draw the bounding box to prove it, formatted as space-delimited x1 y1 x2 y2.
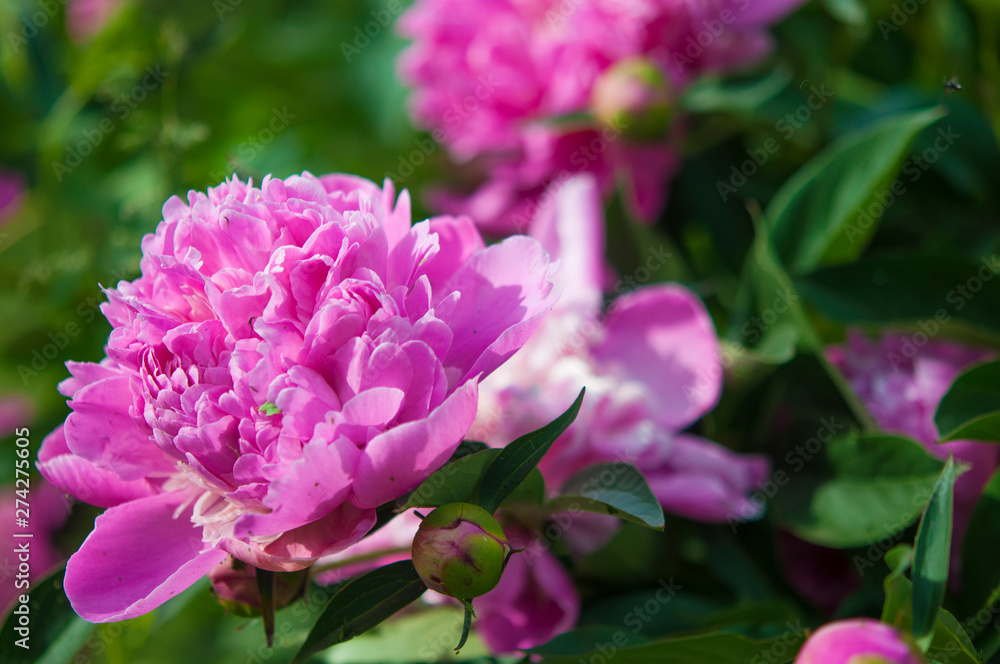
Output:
827 331 997 582
468 175 769 524
36 172 557 623
398 0 803 233
794 619 924 664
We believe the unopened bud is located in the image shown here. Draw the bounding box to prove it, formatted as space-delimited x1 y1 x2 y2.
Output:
592 58 673 140
411 503 511 599
209 557 308 617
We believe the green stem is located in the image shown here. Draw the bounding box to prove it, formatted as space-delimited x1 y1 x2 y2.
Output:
308 547 410 575
454 600 475 652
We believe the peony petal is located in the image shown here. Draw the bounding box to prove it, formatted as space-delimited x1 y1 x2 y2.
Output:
37 426 156 508
643 434 769 523
64 491 227 622
235 435 360 539
529 174 605 311
592 284 721 430
65 375 174 481
440 236 556 385
350 379 479 508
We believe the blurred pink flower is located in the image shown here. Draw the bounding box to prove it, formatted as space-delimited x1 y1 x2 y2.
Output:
0 169 25 226
468 175 769 526
827 330 997 583
795 619 924 664
66 0 125 42
399 0 803 233
1 481 70 613
472 526 579 654
0 395 32 438
37 172 557 623
778 533 859 616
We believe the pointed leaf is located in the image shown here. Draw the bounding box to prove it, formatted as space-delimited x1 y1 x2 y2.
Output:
478 389 585 514
960 468 1000 616
882 546 981 664
291 561 426 664
795 252 1000 333
774 434 944 548
912 458 958 638
398 448 545 511
935 361 1000 443
766 106 945 273
545 463 665 530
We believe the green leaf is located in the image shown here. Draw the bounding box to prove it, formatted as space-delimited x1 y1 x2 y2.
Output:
775 433 945 548
935 361 1000 443
478 388 585 514
795 252 1000 333
766 107 946 273
530 630 806 664
912 458 958 639
0 566 97 664
960 468 1000 616
822 0 868 24
291 561 426 664
882 546 981 664
398 448 545 511
679 66 793 114
322 605 489 663
545 463 665 530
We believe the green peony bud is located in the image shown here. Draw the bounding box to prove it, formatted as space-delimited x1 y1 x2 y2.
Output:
410 503 511 599
591 58 673 141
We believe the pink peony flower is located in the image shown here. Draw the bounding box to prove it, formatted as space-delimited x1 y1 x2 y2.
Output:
313 511 423 586
794 619 924 664
398 0 804 233
0 169 25 226
468 175 769 524
66 0 125 42
827 331 997 583
1 480 70 613
472 526 580 654
37 172 557 623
